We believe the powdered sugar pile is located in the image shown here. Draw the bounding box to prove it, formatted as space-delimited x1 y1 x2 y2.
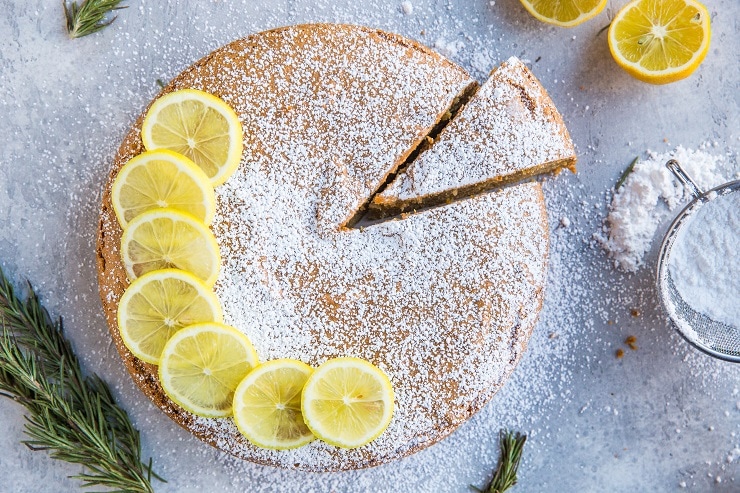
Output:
596 147 726 272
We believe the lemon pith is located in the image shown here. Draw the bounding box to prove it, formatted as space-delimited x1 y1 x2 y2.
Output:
158 323 259 418
608 0 711 84
301 357 394 449
233 359 315 450
117 269 223 364
111 149 216 228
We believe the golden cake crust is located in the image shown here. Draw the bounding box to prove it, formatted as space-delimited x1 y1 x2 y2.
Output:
97 24 549 472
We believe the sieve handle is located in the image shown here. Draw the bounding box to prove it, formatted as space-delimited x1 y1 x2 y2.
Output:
666 159 704 199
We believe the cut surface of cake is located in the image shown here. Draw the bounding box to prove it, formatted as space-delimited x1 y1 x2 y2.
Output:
370 56 576 217
97 24 556 471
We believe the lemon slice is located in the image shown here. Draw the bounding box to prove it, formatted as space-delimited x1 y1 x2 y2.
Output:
158 323 259 417
233 359 315 450
120 208 221 286
117 269 223 364
518 0 607 27
141 89 243 187
608 0 710 84
301 357 394 449
111 150 216 228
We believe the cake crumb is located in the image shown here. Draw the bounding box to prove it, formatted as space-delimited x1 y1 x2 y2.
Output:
625 336 637 351
400 1 413 15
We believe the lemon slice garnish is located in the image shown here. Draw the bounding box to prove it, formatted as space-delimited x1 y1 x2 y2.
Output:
158 323 259 418
233 359 315 450
141 89 243 187
120 208 221 286
117 269 223 364
608 0 711 84
518 0 607 27
301 357 394 449
111 149 216 228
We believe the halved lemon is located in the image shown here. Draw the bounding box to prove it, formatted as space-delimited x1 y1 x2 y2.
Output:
117 269 223 364
518 0 607 27
158 323 259 417
111 149 216 228
141 89 243 187
120 208 221 286
608 0 711 84
301 357 394 449
233 359 315 450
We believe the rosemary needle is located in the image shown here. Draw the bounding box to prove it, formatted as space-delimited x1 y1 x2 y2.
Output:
63 0 128 39
615 156 639 190
0 265 163 492
472 430 527 493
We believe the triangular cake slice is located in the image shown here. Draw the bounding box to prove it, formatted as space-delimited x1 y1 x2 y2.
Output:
369 57 576 217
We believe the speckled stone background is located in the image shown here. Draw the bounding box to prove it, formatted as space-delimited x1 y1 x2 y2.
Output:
0 1 737 492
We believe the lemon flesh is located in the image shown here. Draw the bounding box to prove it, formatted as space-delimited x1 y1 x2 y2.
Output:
111 149 215 228
608 0 711 84
233 359 315 450
117 269 223 364
120 208 221 286
158 323 259 417
301 357 394 449
519 0 607 27
141 89 243 187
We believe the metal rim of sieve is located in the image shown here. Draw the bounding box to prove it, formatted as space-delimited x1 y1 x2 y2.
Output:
656 161 740 363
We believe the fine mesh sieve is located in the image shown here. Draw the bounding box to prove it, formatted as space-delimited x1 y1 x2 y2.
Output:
656 159 740 362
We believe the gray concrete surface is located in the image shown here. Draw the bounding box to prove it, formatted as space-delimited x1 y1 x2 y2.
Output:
0 0 737 491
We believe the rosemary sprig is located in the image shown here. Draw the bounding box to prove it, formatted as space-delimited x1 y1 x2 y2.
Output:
472 430 527 493
0 265 163 492
63 0 128 39
615 156 639 190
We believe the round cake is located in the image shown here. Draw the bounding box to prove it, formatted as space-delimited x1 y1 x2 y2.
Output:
96 23 549 472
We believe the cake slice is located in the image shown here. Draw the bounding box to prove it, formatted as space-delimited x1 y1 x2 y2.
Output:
369 57 576 217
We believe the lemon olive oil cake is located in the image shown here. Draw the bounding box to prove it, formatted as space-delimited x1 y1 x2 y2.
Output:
97 24 562 471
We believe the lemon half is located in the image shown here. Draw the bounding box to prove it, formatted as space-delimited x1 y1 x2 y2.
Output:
608 0 711 84
519 0 607 27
